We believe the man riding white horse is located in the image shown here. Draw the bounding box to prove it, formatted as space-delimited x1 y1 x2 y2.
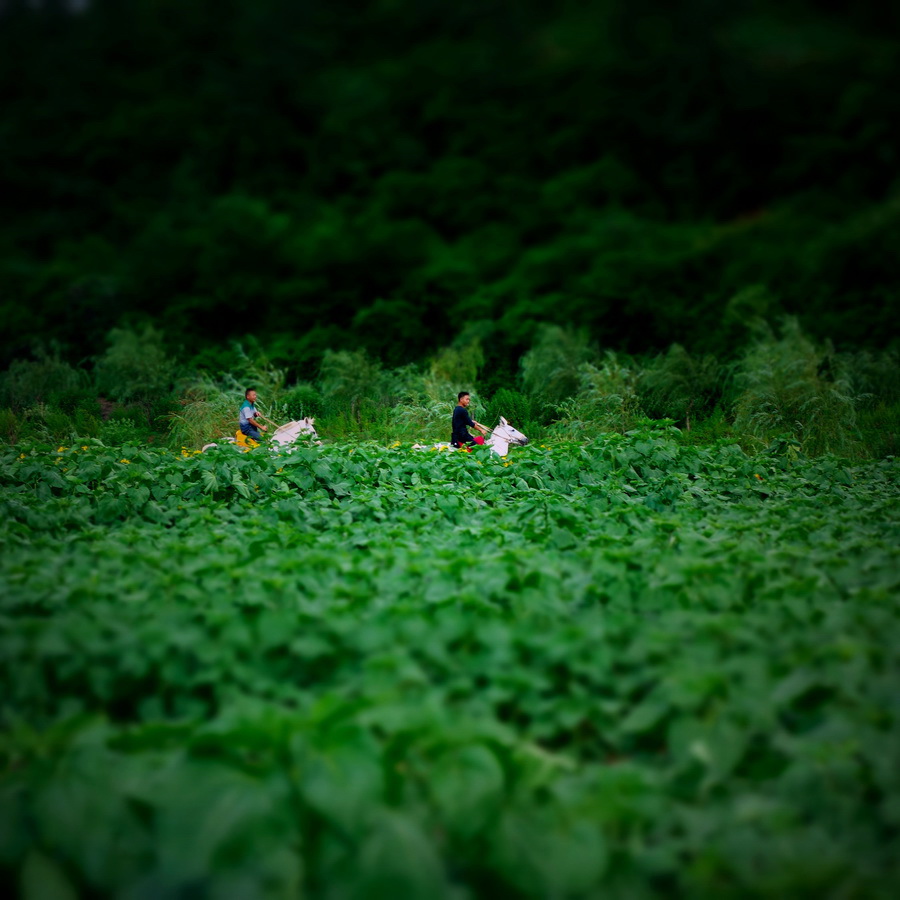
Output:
451 391 490 450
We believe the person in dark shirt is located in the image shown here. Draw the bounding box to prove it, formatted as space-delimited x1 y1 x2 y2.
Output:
451 391 490 448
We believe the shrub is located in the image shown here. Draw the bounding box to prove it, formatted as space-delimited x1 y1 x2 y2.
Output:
481 388 550 437
99 419 144 446
842 348 900 409
48 386 101 416
0 350 85 410
44 410 75 442
107 403 147 427
549 353 644 438
732 319 862 457
167 378 241 450
93 325 176 403
281 383 325 421
520 325 596 403
637 345 722 428
430 340 485 386
320 350 386 424
0 408 18 443
74 409 102 438
856 400 900 459
388 397 456 442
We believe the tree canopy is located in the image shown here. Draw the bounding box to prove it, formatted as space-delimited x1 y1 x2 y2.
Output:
1 0 898 376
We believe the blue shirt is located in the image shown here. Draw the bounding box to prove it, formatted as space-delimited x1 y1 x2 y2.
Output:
239 400 257 427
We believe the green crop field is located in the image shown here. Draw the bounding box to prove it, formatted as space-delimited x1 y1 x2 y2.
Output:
1 431 899 899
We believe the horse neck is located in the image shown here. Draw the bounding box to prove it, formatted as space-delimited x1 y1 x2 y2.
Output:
487 430 509 455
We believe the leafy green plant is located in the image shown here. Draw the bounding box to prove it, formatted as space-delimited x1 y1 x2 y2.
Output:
0 433 898 895
99 418 144 445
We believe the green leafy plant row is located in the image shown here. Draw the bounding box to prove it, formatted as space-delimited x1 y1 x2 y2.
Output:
1 432 898 897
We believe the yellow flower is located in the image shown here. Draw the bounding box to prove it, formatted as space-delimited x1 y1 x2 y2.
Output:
276 467 284 474
81 446 89 451
391 441 401 447
57 446 67 453
119 458 130 464
19 453 25 459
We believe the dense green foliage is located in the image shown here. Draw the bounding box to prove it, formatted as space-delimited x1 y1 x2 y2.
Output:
1 0 899 376
3 322 897 460
2 433 898 896
2 2 898 893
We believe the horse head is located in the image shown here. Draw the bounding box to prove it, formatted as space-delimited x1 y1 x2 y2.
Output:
492 416 529 448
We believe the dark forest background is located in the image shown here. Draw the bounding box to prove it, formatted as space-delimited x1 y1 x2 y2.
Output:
1 0 898 385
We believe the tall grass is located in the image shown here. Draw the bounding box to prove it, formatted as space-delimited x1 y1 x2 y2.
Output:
549 353 644 439
520 325 596 403
637 344 722 429
166 351 290 448
732 319 863 457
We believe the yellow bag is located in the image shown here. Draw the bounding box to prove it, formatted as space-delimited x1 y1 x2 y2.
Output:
234 430 258 449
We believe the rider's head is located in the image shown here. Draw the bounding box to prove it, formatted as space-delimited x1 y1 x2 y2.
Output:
458 391 470 407
245 388 257 402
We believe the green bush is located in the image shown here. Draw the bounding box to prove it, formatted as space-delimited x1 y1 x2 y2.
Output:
637 344 722 427
99 419 144 446
549 353 644 438
856 401 900 459
0 351 85 410
388 397 456 442
520 325 596 404
430 340 485 386
320 350 387 425
47 386 101 416
107 405 145 427
481 388 550 437
93 325 176 403
677 407 734 446
732 319 862 457
74 409 102 438
843 348 900 409
0 408 18 443
281 383 325 421
167 379 239 450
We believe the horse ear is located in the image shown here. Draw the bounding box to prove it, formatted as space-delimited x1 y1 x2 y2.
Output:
500 416 508 425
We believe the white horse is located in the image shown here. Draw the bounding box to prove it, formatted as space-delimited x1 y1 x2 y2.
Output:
202 417 319 452
413 417 529 455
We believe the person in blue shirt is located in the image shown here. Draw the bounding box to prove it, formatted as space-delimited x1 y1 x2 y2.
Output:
239 388 268 442
451 391 489 448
